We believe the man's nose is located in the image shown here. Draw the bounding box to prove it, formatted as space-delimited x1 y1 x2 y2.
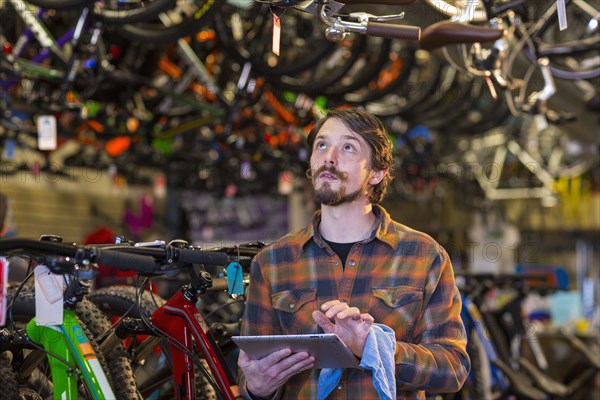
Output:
323 147 337 166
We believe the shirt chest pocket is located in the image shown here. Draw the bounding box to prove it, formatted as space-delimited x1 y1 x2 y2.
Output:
271 288 317 334
369 286 423 342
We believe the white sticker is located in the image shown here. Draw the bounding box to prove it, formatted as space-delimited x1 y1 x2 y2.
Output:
34 265 64 325
557 0 567 31
0 257 8 326
37 115 57 151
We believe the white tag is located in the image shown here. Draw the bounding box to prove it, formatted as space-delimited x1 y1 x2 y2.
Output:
0 257 8 326
34 265 64 325
37 115 57 151
557 0 567 31
272 14 281 56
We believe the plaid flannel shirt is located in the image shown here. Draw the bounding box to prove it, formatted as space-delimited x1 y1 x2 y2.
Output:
239 205 470 399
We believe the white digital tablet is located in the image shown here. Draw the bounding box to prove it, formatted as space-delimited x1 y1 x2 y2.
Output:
231 333 360 369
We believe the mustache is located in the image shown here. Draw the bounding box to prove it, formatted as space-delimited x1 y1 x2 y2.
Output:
313 165 348 181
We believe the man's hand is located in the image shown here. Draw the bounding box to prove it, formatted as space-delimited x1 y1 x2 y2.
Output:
238 348 315 398
312 300 374 358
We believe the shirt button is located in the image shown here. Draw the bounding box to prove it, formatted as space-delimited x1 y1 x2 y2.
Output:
349 260 356 266
337 385 343 390
289 303 295 309
334 260 339 265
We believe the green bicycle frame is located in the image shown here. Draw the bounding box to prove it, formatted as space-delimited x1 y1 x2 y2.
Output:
26 310 116 400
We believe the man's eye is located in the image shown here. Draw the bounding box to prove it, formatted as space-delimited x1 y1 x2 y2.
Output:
344 144 354 151
317 142 327 149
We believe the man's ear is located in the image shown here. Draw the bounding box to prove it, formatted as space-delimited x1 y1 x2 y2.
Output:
369 169 388 185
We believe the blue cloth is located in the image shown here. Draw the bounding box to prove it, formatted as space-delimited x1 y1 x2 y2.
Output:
317 324 396 400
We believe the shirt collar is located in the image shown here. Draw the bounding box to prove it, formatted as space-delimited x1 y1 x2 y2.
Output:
297 204 398 250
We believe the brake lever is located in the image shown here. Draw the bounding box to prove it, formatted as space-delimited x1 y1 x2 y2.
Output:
347 11 405 23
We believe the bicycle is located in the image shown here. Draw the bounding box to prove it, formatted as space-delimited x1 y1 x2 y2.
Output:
0 236 151 399
451 272 599 400
89 241 264 399
1 236 244 400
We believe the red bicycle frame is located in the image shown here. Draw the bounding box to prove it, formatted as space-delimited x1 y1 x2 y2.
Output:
151 288 240 400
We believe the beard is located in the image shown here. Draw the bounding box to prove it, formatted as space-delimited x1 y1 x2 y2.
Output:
311 166 369 206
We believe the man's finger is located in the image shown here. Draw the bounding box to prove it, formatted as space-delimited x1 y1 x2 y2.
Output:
320 300 341 311
312 310 335 333
263 348 293 365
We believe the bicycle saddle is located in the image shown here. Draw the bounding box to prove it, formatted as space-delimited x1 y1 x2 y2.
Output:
419 21 503 50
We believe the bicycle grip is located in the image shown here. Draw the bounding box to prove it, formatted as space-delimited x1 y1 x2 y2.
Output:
178 249 228 266
366 22 420 41
94 248 157 274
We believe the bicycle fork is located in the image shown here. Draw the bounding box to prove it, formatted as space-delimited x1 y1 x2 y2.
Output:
26 310 116 400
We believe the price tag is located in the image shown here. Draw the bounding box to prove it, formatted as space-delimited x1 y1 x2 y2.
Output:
557 0 567 31
485 76 497 100
0 257 8 327
226 261 244 295
34 265 64 325
272 14 281 56
37 115 57 151
4 138 16 160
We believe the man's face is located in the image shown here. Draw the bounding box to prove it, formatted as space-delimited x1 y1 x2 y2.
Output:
309 118 374 206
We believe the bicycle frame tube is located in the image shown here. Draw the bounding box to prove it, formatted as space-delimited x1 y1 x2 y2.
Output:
26 310 116 400
461 296 508 391
151 289 239 400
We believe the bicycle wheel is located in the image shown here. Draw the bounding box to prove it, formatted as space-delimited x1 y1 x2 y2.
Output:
6 286 140 400
522 0 600 80
95 0 177 25
118 0 218 44
88 286 217 399
423 0 488 22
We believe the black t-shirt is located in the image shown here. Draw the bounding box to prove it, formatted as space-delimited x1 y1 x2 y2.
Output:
323 238 357 269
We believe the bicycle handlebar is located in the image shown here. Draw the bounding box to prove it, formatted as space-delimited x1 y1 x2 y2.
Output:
0 238 229 276
0 238 158 274
93 247 157 274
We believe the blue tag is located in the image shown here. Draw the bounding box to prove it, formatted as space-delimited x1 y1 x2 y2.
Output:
226 262 244 295
5 138 15 159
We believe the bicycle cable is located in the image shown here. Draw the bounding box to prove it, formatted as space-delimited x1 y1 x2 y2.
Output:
135 276 226 400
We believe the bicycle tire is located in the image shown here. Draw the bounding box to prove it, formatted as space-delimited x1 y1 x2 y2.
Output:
88 286 216 399
0 353 43 400
25 0 95 9
117 0 218 44
7 286 140 400
95 0 177 25
0 352 20 400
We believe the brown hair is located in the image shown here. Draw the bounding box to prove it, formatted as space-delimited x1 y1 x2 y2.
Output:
307 108 394 203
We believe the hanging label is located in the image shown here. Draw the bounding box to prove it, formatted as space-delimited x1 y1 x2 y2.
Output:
4 138 16 159
226 261 244 295
0 257 8 327
34 264 64 325
557 0 567 31
272 14 281 56
485 76 497 100
37 115 57 151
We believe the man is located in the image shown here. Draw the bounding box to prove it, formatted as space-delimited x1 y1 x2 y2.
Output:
238 108 470 399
